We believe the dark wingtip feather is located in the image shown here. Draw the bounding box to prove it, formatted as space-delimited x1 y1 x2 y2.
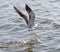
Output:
25 4 32 12
13 6 17 11
13 6 15 8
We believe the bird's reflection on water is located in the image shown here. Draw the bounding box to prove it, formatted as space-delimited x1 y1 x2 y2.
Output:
0 31 40 52
0 39 40 52
26 39 40 52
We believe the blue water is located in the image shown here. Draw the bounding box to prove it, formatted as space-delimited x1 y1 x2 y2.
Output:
0 0 60 52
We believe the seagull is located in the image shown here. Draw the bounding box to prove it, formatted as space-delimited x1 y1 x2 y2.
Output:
14 4 39 36
13 4 37 31
13 4 40 42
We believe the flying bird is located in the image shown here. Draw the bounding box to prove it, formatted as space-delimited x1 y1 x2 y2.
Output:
14 4 35 30
14 4 39 41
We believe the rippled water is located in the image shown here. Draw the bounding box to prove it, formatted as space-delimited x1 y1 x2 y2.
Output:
0 0 60 52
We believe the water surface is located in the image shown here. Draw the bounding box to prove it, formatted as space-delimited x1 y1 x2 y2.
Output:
0 0 60 52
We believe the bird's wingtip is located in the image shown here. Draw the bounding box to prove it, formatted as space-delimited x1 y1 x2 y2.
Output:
25 4 31 11
25 4 28 7
13 6 16 10
13 5 15 8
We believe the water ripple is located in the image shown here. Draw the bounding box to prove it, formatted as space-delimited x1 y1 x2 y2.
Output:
0 0 60 52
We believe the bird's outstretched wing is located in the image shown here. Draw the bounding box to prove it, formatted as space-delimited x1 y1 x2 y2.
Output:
25 4 35 28
14 6 29 24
